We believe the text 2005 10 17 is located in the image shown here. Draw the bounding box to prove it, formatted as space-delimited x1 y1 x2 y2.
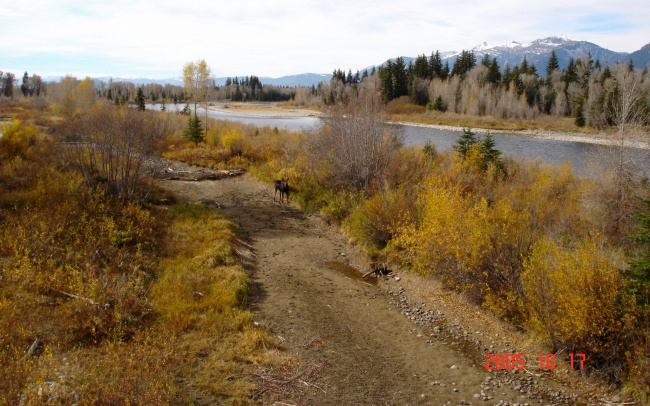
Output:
484 353 586 370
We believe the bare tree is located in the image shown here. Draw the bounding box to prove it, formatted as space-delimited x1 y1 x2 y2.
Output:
583 66 650 241
311 90 403 190
60 103 168 200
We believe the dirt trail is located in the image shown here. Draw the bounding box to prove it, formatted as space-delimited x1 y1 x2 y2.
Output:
161 174 578 406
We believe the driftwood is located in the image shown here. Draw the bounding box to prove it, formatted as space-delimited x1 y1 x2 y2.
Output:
362 262 391 278
155 167 246 181
52 288 99 306
27 338 41 355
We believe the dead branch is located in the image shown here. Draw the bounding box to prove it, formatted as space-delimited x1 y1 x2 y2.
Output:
27 338 41 355
51 288 100 307
155 168 246 181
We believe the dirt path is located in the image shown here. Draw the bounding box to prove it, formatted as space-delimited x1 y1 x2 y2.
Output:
160 174 585 406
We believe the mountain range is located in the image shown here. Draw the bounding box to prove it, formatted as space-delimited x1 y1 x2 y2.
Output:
45 36 650 88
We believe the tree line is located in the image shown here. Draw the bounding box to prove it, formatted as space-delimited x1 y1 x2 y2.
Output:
325 50 650 128
0 71 45 100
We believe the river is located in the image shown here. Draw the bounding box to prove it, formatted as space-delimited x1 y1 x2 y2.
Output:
152 103 648 174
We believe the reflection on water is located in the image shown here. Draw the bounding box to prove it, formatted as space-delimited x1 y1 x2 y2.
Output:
153 103 649 174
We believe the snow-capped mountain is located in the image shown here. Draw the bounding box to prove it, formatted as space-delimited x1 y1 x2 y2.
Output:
375 36 647 75
465 36 631 72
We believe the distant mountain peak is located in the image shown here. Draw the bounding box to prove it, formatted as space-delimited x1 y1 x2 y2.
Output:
474 41 496 51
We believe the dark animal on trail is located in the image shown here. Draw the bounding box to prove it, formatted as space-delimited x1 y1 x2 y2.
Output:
274 178 289 203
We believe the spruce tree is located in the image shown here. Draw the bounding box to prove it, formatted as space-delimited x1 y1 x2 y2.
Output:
487 58 501 84
134 87 145 111
627 198 650 312
432 95 445 112
546 50 560 81
430 51 443 78
183 114 204 144
520 57 529 73
480 132 506 175
453 128 478 158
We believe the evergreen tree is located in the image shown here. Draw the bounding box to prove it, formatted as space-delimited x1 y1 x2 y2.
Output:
574 88 588 127
562 58 578 84
546 50 560 81
453 128 478 158
430 51 443 78
481 54 491 67
502 64 512 88
21 72 29 97
487 58 501 85
441 61 450 79
134 87 146 111
379 60 395 101
451 50 476 77
520 57 529 73
393 57 409 97
183 114 204 144
602 66 612 82
594 59 601 70
413 54 429 79
107 88 113 100
480 132 505 175
627 198 650 312
431 95 445 112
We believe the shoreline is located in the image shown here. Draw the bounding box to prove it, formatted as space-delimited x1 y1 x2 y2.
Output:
207 102 323 118
194 102 650 149
388 120 650 149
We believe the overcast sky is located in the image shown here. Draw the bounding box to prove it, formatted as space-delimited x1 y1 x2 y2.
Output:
1 0 649 79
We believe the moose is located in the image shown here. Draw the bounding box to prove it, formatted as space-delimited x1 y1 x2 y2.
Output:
274 178 289 203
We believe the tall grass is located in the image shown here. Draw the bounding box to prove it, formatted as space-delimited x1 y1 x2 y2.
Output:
0 108 282 405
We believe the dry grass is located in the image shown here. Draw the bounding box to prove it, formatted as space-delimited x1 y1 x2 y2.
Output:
0 104 295 405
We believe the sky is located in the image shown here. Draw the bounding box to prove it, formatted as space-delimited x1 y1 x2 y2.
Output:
1 0 649 80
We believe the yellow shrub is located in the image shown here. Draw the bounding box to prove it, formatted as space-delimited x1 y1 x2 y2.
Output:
345 187 417 250
393 179 490 284
522 236 622 353
221 128 245 156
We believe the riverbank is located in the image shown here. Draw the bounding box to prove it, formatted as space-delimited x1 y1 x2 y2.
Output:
389 119 650 149
202 102 650 149
209 102 323 118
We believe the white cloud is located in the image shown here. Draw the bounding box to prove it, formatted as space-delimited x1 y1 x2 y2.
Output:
1 0 648 78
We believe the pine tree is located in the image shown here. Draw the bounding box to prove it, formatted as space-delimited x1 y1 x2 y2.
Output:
453 128 478 158
627 199 650 312
393 57 409 98
520 57 529 73
430 51 443 78
21 72 29 97
487 58 501 84
480 132 505 174
546 50 560 81
134 87 145 111
441 61 450 80
432 95 445 112
183 114 204 144
413 54 429 79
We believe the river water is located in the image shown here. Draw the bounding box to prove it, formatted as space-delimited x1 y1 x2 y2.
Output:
153 103 648 174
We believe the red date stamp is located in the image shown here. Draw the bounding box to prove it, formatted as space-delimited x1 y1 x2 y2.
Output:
484 353 586 370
